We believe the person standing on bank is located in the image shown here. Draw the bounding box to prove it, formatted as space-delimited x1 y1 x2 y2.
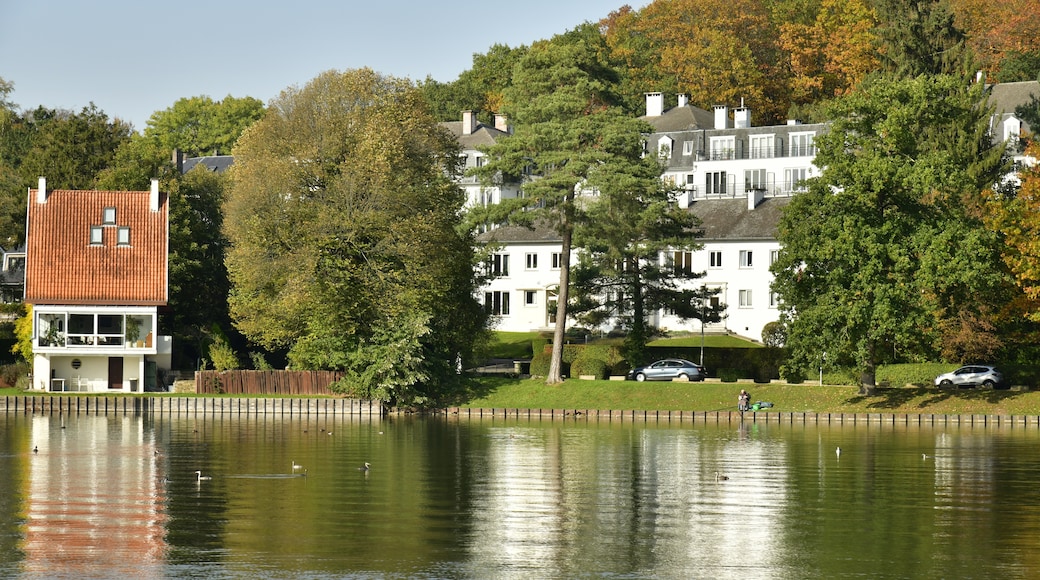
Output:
738 390 750 412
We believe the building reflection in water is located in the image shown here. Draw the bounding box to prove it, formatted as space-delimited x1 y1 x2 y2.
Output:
22 414 168 577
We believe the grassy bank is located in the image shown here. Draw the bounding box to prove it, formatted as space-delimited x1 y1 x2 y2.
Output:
457 377 1040 416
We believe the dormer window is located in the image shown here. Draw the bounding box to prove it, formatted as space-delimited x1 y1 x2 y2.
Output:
117 227 131 246
103 207 116 225
90 226 103 245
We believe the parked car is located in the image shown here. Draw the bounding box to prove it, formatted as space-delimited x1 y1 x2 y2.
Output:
628 359 705 382
934 365 1005 389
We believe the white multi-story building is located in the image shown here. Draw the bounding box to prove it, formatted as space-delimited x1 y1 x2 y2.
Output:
441 111 521 210
472 93 826 342
457 79 1037 342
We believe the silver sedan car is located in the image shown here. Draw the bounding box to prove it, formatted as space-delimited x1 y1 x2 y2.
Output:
628 359 705 382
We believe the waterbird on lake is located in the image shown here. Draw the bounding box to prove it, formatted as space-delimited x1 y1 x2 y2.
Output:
714 471 729 481
292 461 303 472
922 453 932 460
195 470 212 481
836 446 842 459
358 462 371 472
33 446 37 454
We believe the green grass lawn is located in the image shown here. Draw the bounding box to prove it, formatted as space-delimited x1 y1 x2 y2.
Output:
7 380 1040 415
455 377 1040 415
486 331 542 359
648 334 762 348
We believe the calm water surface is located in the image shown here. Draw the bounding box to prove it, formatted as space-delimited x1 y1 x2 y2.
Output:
1 410 1039 579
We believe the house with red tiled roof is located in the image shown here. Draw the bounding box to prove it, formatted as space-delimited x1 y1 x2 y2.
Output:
25 177 172 392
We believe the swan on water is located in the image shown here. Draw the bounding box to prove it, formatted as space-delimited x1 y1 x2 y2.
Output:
195 470 212 481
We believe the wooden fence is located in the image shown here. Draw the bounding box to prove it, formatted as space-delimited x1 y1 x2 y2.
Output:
195 370 345 395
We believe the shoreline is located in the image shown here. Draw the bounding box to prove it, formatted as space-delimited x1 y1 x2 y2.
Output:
4 395 1040 427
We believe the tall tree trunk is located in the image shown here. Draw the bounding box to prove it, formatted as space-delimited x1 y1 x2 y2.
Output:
547 225 573 385
859 342 877 396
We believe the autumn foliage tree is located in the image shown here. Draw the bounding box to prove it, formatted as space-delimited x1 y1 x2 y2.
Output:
225 69 486 406
778 0 879 105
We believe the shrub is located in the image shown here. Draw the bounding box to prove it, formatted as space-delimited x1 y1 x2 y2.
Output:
781 364 806 384
0 362 28 388
718 367 742 382
532 338 548 357
529 349 551 377
570 356 607 379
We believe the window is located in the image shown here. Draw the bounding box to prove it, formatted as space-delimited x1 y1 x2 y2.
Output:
739 250 753 268
785 168 809 192
770 249 779 265
750 135 774 159
745 169 767 192
657 136 673 159
489 254 509 277
525 253 538 270
90 226 103 245
790 132 816 156
484 291 510 315
705 172 728 195
475 155 486 168
525 290 537 306
551 252 563 270
709 251 722 268
710 136 735 160
672 251 693 275
117 227 130 246
739 289 753 308
103 207 116 224
682 141 695 156
769 291 779 308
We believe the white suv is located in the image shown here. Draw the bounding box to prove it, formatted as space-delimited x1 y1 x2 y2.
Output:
934 365 1005 389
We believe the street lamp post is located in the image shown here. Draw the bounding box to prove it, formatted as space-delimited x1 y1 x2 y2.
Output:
699 301 705 366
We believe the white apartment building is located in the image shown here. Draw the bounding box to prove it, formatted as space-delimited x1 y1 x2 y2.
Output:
471 93 826 342
467 80 1036 342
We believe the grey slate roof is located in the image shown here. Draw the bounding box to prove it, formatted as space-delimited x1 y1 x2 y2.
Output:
476 196 788 245
182 155 235 174
440 121 509 149
688 196 790 241
476 223 562 244
986 81 1039 133
640 104 716 132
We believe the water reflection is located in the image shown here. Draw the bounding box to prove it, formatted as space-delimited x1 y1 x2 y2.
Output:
3 411 1040 578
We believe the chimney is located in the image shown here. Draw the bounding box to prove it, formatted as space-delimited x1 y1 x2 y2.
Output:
462 110 477 135
713 105 729 129
150 179 160 212
748 188 764 210
734 107 751 129
677 94 689 108
36 177 47 204
494 114 509 133
645 92 664 117
172 149 184 174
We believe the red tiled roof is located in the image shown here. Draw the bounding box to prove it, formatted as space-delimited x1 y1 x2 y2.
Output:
25 188 168 305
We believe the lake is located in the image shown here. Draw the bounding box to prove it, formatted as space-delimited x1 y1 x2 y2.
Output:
1 409 1039 579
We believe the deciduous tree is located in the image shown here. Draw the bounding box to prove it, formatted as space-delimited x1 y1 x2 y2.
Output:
225 68 486 406
772 74 1008 394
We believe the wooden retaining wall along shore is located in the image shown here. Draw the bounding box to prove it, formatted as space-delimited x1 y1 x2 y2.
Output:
3 397 1039 426
0 396 381 416
443 408 1040 427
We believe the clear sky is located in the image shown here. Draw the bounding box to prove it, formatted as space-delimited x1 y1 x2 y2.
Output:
0 0 634 132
